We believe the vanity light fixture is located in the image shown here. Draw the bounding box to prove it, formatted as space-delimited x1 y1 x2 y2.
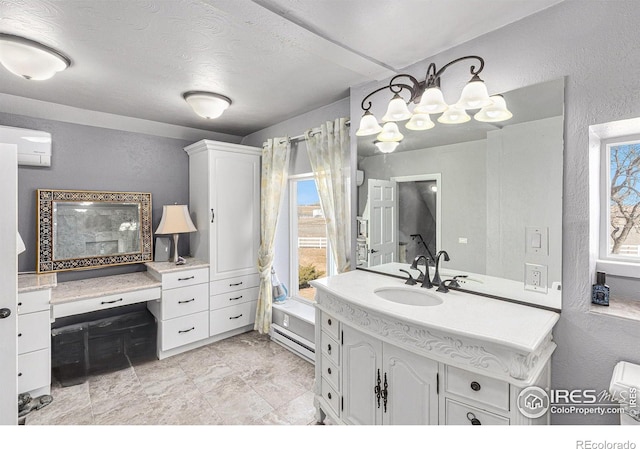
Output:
0 33 71 80
155 204 197 264
356 55 511 152
374 141 399 154
183 91 232 119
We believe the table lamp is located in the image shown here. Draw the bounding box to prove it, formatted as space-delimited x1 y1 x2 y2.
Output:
155 204 197 263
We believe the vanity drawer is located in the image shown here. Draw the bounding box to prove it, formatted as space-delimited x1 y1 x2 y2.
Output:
162 267 209 290
53 286 161 319
209 286 259 311
160 310 209 351
321 355 340 391
18 310 51 354
321 332 340 367
17 289 51 315
209 300 257 336
210 274 260 295
321 378 340 416
321 312 340 340
18 348 50 394
445 365 510 411
444 398 510 425
161 283 209 320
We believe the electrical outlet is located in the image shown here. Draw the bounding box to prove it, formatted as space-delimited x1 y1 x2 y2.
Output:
525 263 548 293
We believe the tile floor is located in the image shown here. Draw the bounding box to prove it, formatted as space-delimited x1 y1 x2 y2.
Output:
25 331 319 425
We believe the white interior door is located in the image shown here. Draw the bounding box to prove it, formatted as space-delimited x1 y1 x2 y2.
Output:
0 143 18 424
367 179 397 266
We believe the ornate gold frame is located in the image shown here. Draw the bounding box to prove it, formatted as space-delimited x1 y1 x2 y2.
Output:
37 189 153 273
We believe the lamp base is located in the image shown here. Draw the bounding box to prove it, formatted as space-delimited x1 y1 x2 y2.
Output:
172 233 181 264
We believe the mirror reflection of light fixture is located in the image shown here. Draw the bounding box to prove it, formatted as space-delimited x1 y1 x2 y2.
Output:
376 122 404 142
374 141 399 154
0 33 71 80
355 55 509 143
155 204 197 264
183 91 231 119
474 95 513 122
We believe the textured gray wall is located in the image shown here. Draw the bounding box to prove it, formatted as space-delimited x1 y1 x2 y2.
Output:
351 0 640 424
1 112 196 282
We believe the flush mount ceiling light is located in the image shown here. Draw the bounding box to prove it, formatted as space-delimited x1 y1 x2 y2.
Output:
0 33 71 80
356 55 511 153
183 91 232 119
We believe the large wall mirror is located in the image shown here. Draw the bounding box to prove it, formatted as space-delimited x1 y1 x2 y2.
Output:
37 189 153 272
356 78 564 310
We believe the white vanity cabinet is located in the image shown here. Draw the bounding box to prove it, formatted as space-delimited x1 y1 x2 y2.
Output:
312 270 559 426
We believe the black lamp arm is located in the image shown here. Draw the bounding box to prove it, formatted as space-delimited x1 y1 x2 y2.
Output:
426 55 485 88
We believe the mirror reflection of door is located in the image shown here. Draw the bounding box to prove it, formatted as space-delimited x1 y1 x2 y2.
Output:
367 179 397 266
398 180 438 264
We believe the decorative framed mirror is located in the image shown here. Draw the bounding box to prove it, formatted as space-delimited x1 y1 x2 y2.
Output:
37 189 153 272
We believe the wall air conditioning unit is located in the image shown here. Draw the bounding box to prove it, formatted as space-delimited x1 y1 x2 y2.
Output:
0 125 52 167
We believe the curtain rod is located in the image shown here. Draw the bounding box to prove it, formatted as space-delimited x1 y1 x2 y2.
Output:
264 120 350 147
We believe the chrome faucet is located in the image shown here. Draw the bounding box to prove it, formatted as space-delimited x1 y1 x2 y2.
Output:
410 255 433 289
432 250 450 286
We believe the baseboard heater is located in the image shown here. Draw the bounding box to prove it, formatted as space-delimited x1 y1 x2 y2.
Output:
270 323 315 364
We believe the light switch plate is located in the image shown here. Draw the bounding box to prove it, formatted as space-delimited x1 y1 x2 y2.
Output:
525 226 548 255
525 263 548 293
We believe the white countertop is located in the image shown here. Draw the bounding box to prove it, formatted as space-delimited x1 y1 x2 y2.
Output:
51 272 161 305
18 273 57 293
144 257 209 275
311 269 560 353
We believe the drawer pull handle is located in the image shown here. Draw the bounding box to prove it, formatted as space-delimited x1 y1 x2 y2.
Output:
178 327 195 334
229 295 243 301
178 298 195 304
230 281 243 286
178 276 195 281
327 344 332 354
101 298 123 305
327 392 332 400
327 318 332 326
470 381 481 391
230 314 243 319
327 367 332 375
467 412 481 425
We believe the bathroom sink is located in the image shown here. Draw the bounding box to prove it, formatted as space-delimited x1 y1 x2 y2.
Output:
373 287 443 306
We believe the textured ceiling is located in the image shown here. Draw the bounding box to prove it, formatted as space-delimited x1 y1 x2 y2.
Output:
0 0 563 137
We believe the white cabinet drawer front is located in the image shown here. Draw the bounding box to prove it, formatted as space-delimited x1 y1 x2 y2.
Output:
209 286 259 310
321 312 339 341
161 311 209 351
321 332 340 367
445 399 510 425
162 283 209 319
53 287 161 319
18 311 50 354
321 378 340 416
18 289 51 315
162 267 209 290
321 355 340 391
445 365 510 411
18 348 50 394
209 301 256 336
210 274 260 295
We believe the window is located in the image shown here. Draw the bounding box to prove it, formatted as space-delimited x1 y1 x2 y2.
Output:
601 140 640 263
289 175 333 302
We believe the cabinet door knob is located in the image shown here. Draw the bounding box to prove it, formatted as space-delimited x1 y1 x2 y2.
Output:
0 308 11 319
327 392 332 400
470 381 481 391
327 318 332 326
327 367 332 375
467 412 481 425
327 344 331 354
17 333 22 337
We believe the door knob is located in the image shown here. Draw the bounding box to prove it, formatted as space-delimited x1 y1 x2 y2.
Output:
0 308 11 319
370 249 378 253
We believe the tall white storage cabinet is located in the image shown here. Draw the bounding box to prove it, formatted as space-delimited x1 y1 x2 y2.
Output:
185 140 261 338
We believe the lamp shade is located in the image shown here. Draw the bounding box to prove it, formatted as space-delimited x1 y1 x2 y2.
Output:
474 95 513 122
437 105 471 124
355 111 383 136
376 122 404 142
374 141 399 154
414 87 448 114
405 113 435 131
17 231 25 255
155 205 197 235
381 93 412 122
183 91 231 119
0 33 70 80
456 76 492 109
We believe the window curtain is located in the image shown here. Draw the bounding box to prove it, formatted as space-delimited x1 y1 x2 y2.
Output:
255 137 291 334
305 118 351 274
